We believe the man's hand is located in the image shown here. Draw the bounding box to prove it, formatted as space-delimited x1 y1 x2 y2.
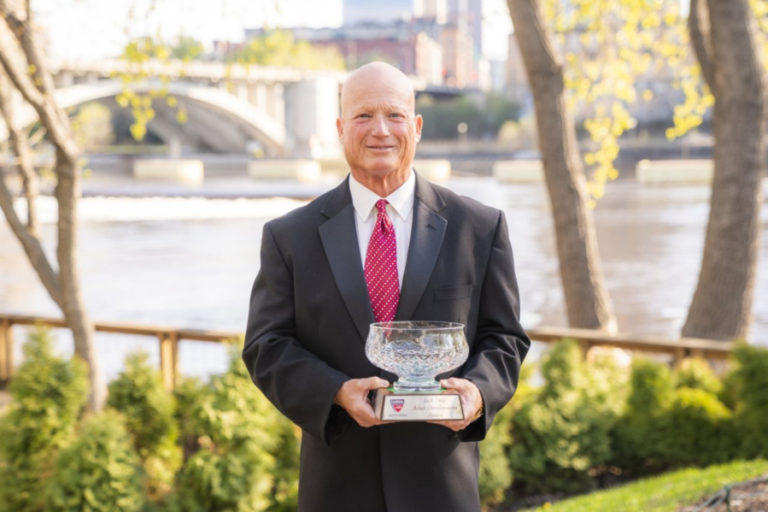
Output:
334 376 390 428
427 377 483 432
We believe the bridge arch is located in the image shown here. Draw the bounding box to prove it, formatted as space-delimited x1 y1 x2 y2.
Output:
2 80 287 155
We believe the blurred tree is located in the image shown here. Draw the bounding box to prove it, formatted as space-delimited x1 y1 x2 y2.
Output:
71 102 115 151
228 29 345 70
508 0 765 338
681 0 765 340
170 35 205 61
114 36 186 142
0 1 105 410
544 0 701 201
416 93 520 140
507 0 617 332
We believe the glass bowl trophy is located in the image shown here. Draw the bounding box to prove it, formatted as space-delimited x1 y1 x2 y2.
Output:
365 321 469 421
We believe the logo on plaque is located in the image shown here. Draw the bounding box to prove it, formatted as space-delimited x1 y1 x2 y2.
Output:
390 399 405 412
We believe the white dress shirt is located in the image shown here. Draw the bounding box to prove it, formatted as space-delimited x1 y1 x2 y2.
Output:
349 171 415 290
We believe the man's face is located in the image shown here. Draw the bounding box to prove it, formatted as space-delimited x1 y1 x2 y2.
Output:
336 68 423 190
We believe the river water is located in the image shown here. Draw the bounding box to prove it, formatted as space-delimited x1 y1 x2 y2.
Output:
1 176 766 380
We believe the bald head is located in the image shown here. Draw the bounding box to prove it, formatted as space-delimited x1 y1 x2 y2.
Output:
340 62 416 116
336 61 423 197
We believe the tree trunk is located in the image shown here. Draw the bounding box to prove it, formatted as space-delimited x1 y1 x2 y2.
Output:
688 0 715 91
682 0 764 340
55 149 105 410
507 0 617 332
0 3 105 409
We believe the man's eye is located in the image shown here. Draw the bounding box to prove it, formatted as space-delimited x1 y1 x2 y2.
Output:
357 113 372 119
389 113 404 118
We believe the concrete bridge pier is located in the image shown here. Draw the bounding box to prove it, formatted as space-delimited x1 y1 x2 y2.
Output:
284 77 341 159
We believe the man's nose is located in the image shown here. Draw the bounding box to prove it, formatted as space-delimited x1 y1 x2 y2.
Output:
372 114 390 135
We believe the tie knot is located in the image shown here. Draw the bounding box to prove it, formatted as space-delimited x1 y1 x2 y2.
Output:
375 199 389 214
374 199 393 232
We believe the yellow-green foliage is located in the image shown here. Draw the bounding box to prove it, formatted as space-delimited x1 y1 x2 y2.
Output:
612 358 675 471
728 344 768 458
71 102 115 151
674 357 722 396
44 410 146 512
108 351 179 456
0 328 88 512
508 340 628 493
655 387 733 466
479 359 536 506
114 37 187 142
107 351 182 504
171 349 298 512
613 357 734 472
229 30 345 70
541 0 712 204
479 388 520 506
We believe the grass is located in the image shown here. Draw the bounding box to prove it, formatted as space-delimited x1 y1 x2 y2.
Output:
522 459 768 512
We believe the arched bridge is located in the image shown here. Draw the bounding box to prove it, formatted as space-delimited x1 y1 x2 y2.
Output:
2 59 348 158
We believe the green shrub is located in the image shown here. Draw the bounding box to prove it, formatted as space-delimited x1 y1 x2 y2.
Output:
625 358 675 413
44 410 146 512
611 358 675 473
174 375 210 459
507 340 625 494
674 358 722 396
0 327 89 512
718 364 741 411
728 345 768 458
268 418 301 512
108 351 178 455
613 357 738 473
107 351 182 504
171 349 297 511
654 387 733 467
478 361 537 507
479 375 528 508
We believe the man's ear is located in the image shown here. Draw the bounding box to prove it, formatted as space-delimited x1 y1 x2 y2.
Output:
414 114 423 141
336 117 344 139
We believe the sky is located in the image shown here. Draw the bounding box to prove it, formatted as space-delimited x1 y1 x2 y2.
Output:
32 0 512 61
32 0 344 60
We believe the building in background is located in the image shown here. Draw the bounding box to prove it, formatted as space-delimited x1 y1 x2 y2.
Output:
287 21 444 85
439 23 475 87
238 0 515 91
343 0 414 24
414 0 448 23
505 32 528 102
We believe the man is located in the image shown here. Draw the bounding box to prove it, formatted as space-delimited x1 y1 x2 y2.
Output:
243 62 529 511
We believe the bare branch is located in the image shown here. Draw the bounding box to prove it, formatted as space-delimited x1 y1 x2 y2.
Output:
0 14 78 162
0 68 40 235
3 3 61 114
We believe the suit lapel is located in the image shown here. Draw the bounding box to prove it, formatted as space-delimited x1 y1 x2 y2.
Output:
397 175 447 320
318 179 374 342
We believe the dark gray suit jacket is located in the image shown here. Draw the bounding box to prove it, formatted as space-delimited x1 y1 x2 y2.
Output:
243 173 530 512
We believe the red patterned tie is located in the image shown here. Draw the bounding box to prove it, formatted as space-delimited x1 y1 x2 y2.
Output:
365 199 400 323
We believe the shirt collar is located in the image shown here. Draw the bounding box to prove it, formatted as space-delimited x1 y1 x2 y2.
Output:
349 171 415 222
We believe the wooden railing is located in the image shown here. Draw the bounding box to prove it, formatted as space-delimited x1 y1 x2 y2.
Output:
0 313 735 390
0 313 241 390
